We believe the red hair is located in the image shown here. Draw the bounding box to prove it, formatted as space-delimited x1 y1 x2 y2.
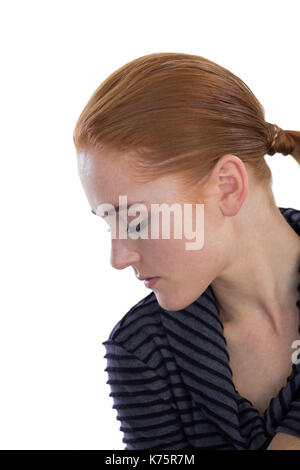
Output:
73 52 300 187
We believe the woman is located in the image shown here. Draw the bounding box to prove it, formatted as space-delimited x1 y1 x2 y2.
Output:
73 52 300 450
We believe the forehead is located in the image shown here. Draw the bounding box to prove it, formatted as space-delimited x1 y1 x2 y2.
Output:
79 146 147 184
77 147 192 207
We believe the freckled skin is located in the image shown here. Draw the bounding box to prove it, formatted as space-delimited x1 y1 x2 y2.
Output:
77 146 300 450
77 146 300 329
77 147 234 311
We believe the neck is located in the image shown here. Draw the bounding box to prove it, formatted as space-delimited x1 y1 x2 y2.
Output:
211 205 300 336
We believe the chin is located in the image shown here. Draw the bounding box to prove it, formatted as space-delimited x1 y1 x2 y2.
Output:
154 292 196 312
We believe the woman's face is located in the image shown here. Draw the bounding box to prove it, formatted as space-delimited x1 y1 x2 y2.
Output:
77 146 233 311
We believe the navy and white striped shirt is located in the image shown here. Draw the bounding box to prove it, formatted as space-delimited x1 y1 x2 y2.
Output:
103 206 300 450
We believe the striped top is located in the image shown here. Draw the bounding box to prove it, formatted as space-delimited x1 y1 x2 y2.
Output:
103 206 300 450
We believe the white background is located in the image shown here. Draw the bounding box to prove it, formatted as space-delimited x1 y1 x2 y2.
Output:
0 0 299 450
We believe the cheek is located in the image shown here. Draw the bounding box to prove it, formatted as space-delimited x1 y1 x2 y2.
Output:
140 239 170 263
139 220 225 273
138 238 183 268
171 234 224 282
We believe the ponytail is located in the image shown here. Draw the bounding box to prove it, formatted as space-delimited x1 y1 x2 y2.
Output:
266 123 300 165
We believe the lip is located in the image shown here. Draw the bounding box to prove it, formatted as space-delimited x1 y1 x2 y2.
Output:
137 276 157 281
143 277 160 288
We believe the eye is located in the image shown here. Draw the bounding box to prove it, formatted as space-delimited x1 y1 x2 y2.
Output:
127 219 147 233
127 222 140 233
105 219 148 234
129 223 140 233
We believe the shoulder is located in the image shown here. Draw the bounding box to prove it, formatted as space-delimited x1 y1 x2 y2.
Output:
103 291 166 350
279 206 300 233
102 292 177 407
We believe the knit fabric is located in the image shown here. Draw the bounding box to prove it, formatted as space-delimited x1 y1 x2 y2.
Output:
103 207 300 450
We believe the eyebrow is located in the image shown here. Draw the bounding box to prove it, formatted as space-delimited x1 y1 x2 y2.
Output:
91 202 147 217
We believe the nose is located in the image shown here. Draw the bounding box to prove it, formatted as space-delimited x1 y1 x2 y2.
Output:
110 238 141 270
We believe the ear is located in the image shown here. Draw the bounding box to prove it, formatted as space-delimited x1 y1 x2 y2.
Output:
213 154 248 216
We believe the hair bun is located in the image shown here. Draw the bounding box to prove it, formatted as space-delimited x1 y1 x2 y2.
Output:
266 122 295 157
